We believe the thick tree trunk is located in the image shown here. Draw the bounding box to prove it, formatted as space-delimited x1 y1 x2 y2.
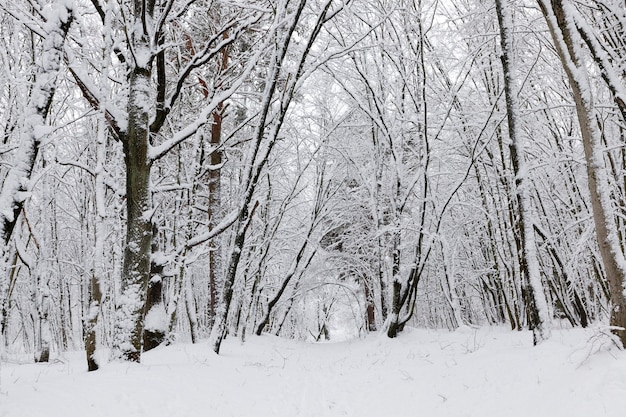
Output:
0 4 73 245
0 251 19 342
143 225 166 352
386 219 406 338
538 0 626 346
387 280 403 338
115 1 154 361
116 80 152 361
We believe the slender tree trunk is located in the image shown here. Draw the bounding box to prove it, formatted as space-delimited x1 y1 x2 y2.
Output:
184 274 199 343
1 251 19 343
166 254 187 341
441 243 463 329
496 0 551 344
385 1 430 338
208 107 223 328
534 224 589 327
34 272 51 363
84 271 102 370
83 117 107 371
210 201 258 353
256 241 316 336
207 33 228 327
363 277 376 331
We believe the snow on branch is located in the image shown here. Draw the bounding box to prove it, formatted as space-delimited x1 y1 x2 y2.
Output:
0 1 74 244
64 53 127 141
568 3 626 122
148 30 274 162
185 209 239 249
150 11 264 134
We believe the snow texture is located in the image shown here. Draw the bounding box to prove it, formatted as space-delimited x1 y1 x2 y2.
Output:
1 326 624 417
143 303 167 332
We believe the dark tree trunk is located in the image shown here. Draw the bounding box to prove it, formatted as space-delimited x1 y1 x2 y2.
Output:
143 225 166 352
364 277 376 332
115 7 154 359
387 280 403 338
84 273 102 371
208 104 223 328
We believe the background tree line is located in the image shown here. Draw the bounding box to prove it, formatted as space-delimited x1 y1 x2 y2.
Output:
0 0 624 370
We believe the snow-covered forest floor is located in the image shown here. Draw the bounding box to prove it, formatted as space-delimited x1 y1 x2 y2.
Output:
1 325 625 417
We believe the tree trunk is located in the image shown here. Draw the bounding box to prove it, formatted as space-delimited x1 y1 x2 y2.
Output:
185 273 199 344
256 224 316 336
496 0 551 344
538 0 626 346
84 272 102 371
363 277 376 332
210 0 332 353
84 116 107 371
208 107 223 328
207 32 228 327
210 202 256 353
34 275 51 363
143 225 166 352
114 1 154 361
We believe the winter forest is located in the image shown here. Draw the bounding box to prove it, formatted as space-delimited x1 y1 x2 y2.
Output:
1 0 626 402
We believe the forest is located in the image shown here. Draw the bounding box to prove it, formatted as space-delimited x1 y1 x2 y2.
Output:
0 0 625 373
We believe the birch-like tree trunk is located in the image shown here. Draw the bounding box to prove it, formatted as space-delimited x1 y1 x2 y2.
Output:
495 0 551 344
82 98 108 371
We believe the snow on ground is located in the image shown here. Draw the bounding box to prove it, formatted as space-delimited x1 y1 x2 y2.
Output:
1 325 625 417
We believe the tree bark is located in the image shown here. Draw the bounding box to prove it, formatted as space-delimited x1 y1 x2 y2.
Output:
84 271 102 371
143 225 166 352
